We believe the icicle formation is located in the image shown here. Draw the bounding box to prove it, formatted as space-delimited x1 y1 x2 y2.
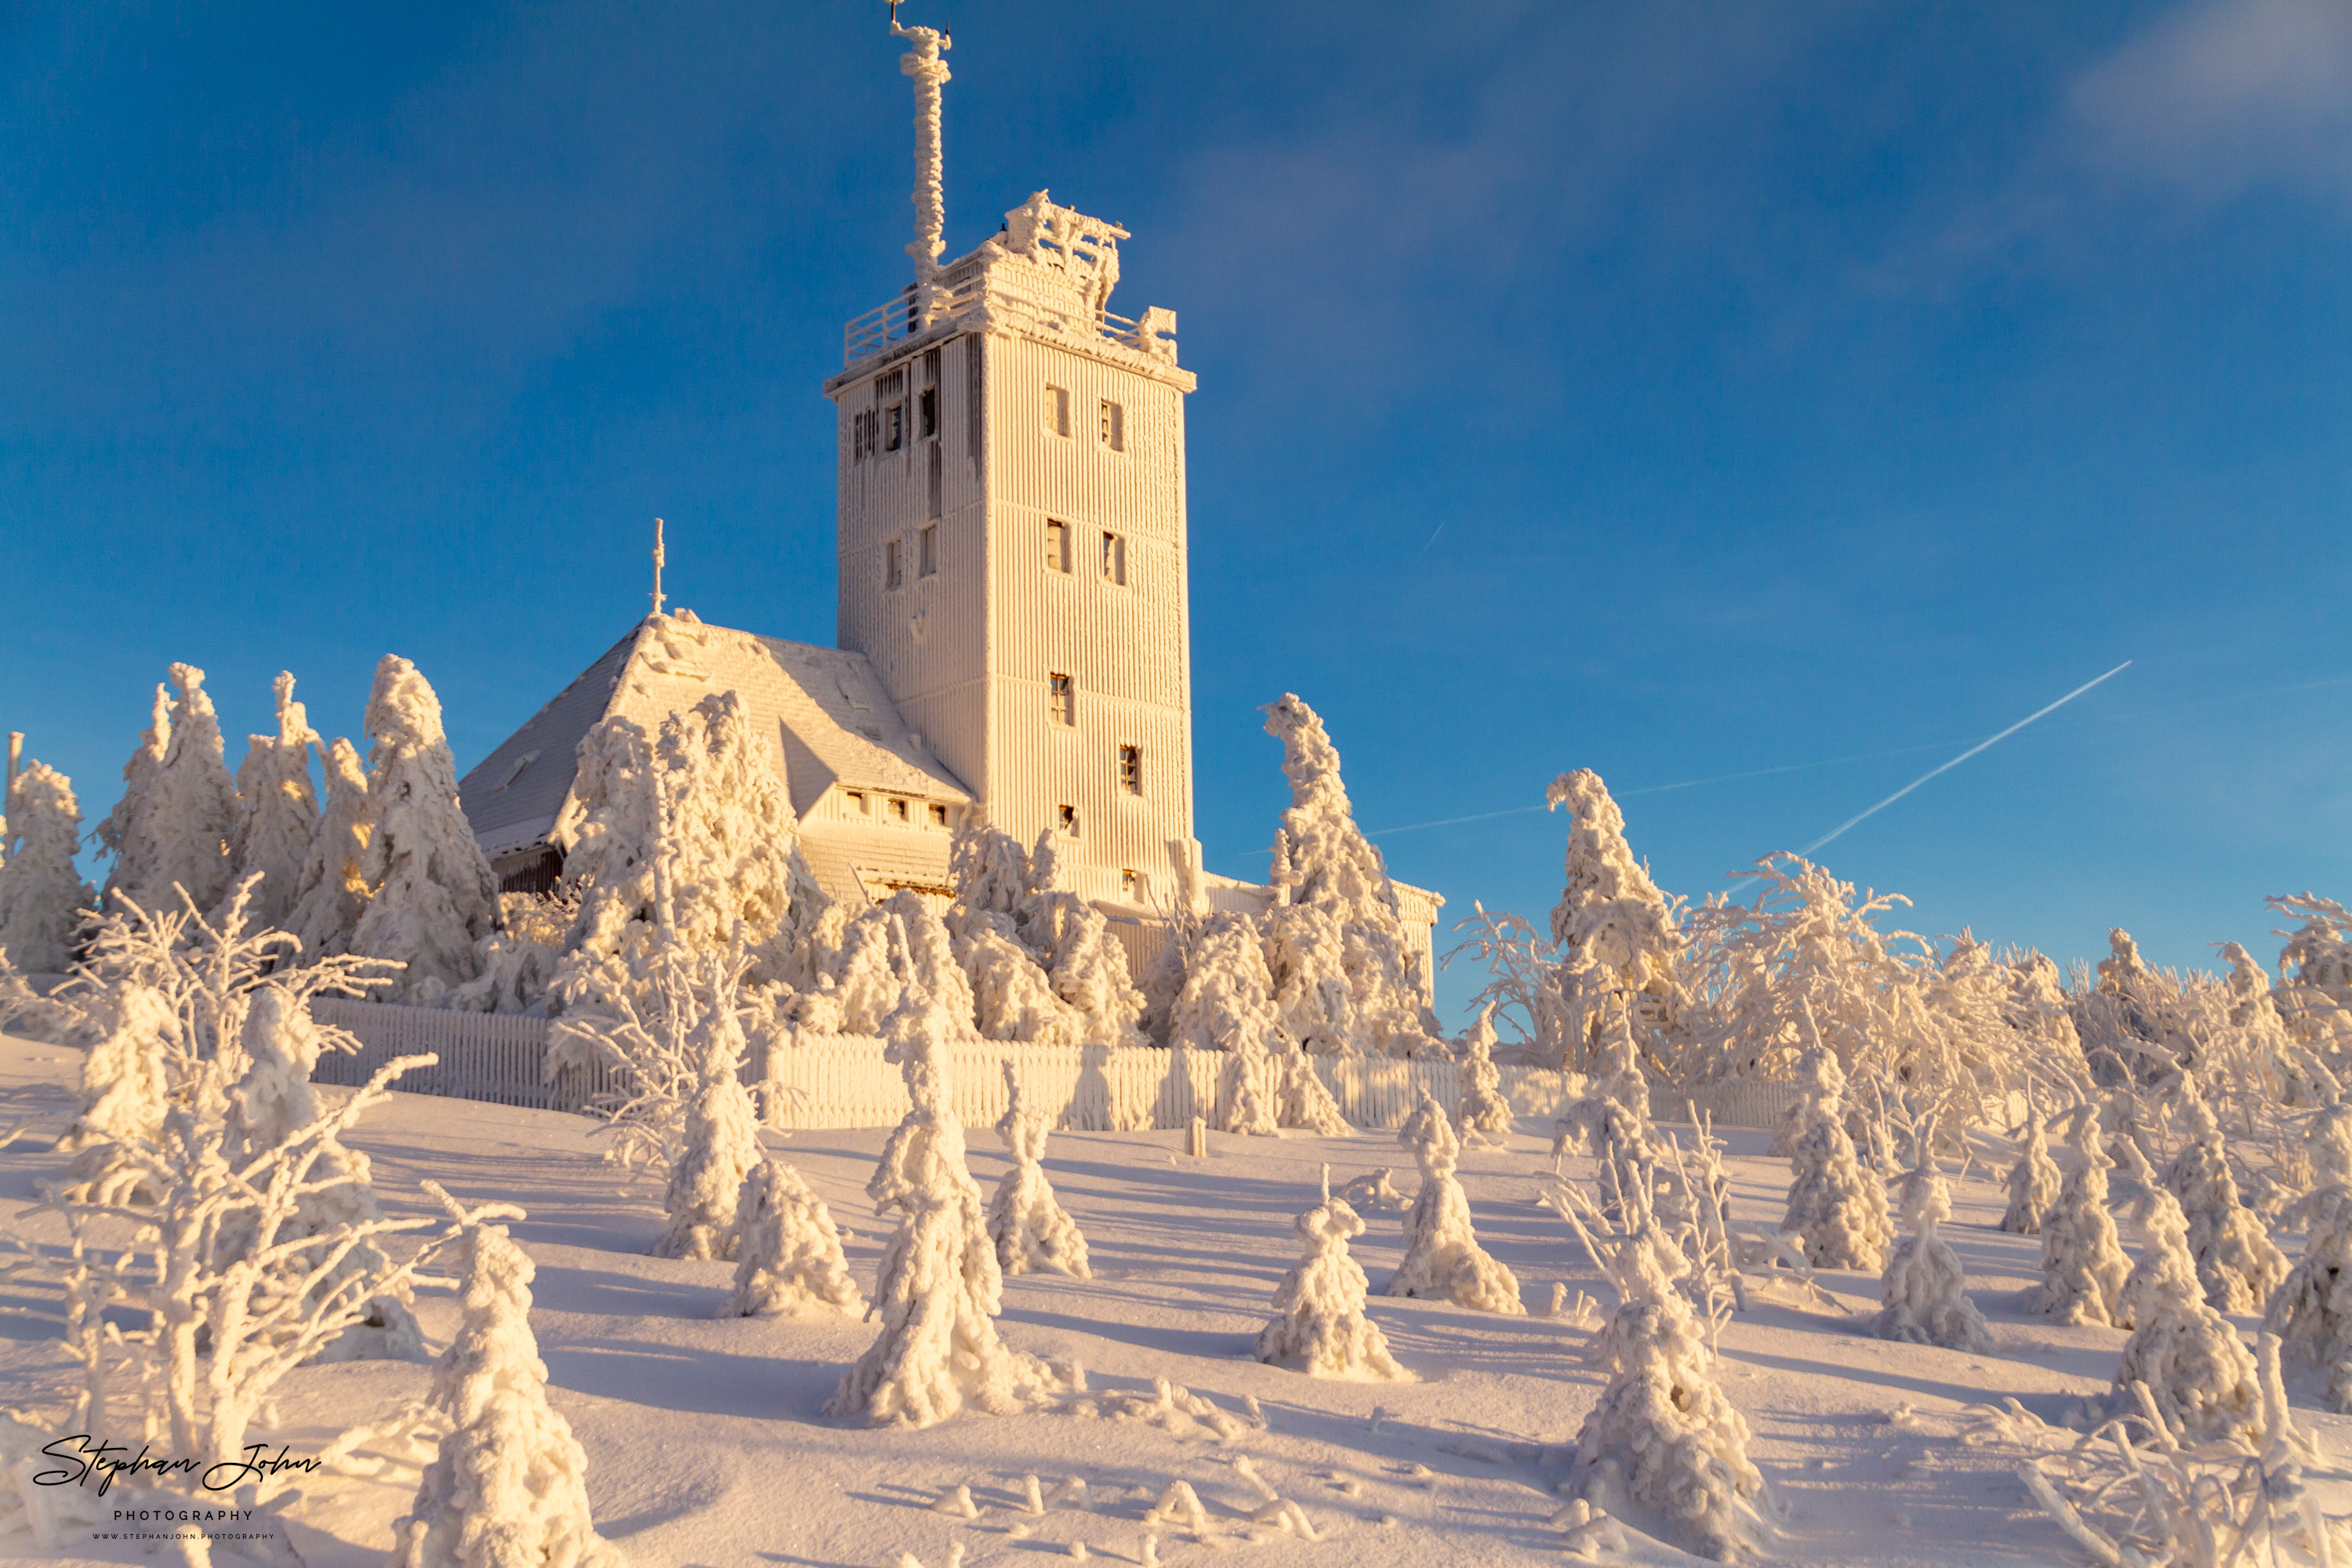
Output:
654 963 763 1261
1553 1007 1658 1221
1453 1004 1514 1143
1260 695 1442 1057
285 736 373 960
224 672 319 931
2035 1103 2132 1326
1999 1105 2061 1236
827 993 1056 1428
387 1212 626 1568
1871 1132 1992 1353
350 656 501 1003
1543 769 1682 1072
1778 1047 1892 1272
1566 1207 1766 1561
724 1158 864 1318
2114 1189 2260 1442
1385 1094 1523 1314
986 1063 1092 1279
0 761 94 975
1257 1167 1411 1380
2163 1074 2287 1312
2263 1105 2352 1411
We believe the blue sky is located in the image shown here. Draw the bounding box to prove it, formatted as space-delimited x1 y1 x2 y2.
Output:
3 0 2347 1022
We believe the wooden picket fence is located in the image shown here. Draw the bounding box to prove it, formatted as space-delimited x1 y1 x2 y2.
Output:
305 999 1804 1131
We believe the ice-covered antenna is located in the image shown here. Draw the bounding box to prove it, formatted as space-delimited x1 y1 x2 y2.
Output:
4 731 20 826
651 517 666 618
888 3 952 328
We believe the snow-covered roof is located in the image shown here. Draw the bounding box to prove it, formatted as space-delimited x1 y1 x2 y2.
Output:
458 614 971 862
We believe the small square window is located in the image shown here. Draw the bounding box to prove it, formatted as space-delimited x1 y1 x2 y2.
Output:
1045 521 1070 573
844 790 867 816
917 387 938 440
884 402 905 452
884 538 904 590
852 409 876 461
890 798 909 822
927 803 949 828
1047 672 1076 727
1100 531 1127 586
1099 399 1124 452
1121 868 1145 899
1044 384 1071 438
918 523 938 578
1117 744 1142 793
1057 804 1080 837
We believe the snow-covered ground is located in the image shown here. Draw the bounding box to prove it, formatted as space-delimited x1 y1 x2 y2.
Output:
4 1032 2345 1567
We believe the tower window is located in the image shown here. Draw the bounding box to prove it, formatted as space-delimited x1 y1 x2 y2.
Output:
1122 868 1145 899
1057 804 1080 837
928 803 949 827
844 790 867 816
1048 672 1076 726
918 523 938 578
1045 521 1070 573
1100 399 1124 452
884 402 905 452
918 387 938 440
1044 384 1072 438
853 409 877 461
1117 745 1142 793
884 537 904 590
1101 531 1127 586
891 798 910 822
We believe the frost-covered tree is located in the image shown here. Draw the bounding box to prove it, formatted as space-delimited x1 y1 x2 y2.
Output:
285 737 374 960
1272 1035 1351 1134
94 683 171 913
1262 850 1356 1055
100 665 240 916
2270 892 2352 1045
55 983 177 1206
2000 1105 2061 1236
1779 1047 1892 1272
1385 1094 1523 1313
2116 1189 2259 1442
957 912 1083 1043
0 761 93 974
350 656 500 1002
2164 1075 2286 1313
2037 1104 2132 1327
1554 1008 1661 1222
388 1202 626 1568
1543 769 1681 1071
724 1158 864 1319
985 1064 1091 1279
1261 695 1441 1056
827 993 1057 1427
224 672 319 932
1256 1167 1410 1380
1871 1147 1992 1353
653 975 762 1261
1163 911 1284 1134
2263 1105 2352 1411
1454 1004 1513 1144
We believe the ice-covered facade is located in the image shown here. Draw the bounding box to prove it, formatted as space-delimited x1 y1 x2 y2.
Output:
457 23 1439 986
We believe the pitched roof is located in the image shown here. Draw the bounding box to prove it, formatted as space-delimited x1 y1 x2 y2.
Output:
458 613 970 862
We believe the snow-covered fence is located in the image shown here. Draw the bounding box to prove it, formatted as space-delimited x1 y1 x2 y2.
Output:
306 1000 1802 1130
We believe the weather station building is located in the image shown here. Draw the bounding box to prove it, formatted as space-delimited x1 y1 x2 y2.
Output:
457 16 1439 986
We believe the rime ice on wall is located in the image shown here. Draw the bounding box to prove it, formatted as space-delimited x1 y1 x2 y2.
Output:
1543 769 1680 1072
0 762 94 975
225 673 320 932
1256 1169 1410 1381
1385 1094 1522 1314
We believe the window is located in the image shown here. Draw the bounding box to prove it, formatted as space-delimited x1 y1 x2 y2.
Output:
927 803 949 828
890 798 909 822
1045 521 1070 573
884 537 904 590
1100 531 1127 586
918 387 938 440
1122 869 1145 900
918 524 938 578
1117 745 1142 793
1057 804 1080 837
1047 672 1076 726
884 401 905 452
852 409 877 461
1099 399 1124 452
1044 384 1072 437
844 790 867 816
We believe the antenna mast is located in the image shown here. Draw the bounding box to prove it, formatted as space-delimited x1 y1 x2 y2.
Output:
651 517 666 618
890 3 952 329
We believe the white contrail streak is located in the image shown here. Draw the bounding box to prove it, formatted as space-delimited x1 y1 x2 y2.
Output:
1797 659 2132 856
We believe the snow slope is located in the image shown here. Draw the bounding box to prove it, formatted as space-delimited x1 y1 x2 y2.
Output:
3 1031 2347 1567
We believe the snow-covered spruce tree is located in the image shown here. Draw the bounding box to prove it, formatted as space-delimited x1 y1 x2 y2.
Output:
653 961 763 1261
2036 1104 2132 1326
109 664 241 916
1272 1033 1351 1134
2164 1074 2287 1313
1261 695 1442 1057
957 910 1085 1043
1385 1093 1523 1313
2114 1188 2260 1442
879 890 978 1036
2270 892 2352 1046
1262 833 1357 1055
387 1197 626 1568
660 689 830 979
0 760 94 974
1555 1007 1661 1222
350 656 500 1003
2263 1105 2352 1410
1256 1167 1410 1380
1014 831 1146 1048
223 671 319 932
1542 769 1682 1072
827 991 1057 1428
285 736 374 961
550 710 660 968
985 1063 1091 1279
1872 1144 1992 1353
93 683 171 913
724 1158 864 1318
54 983 177 1205
1454 1004 1514 1144
1167 911 1283 1135
1566 1199 1766 1561
1779 1047 1892 1272
2001 1105 2062 1236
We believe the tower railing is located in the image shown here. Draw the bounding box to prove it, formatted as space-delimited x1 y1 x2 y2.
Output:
842 279 1176 369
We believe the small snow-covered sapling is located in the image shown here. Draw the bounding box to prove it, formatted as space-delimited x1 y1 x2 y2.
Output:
1385 1093 1524 1314
1257 1166 1412 1380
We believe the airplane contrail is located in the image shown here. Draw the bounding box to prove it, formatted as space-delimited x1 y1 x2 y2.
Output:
1797 659 2133 856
